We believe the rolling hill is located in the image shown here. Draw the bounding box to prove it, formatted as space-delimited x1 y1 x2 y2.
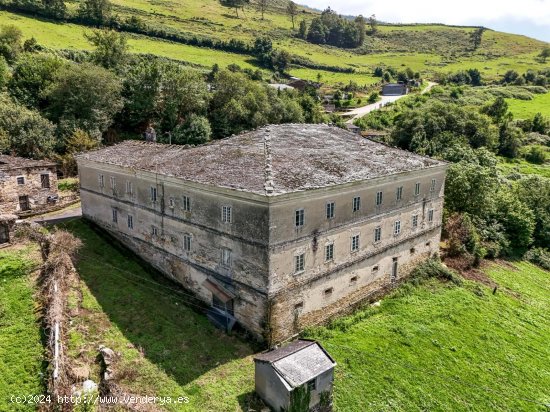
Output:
2 0 549 86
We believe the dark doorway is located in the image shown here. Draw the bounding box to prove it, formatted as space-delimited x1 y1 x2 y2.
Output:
18 195 30 211
0 224 9 244
391 257 398 283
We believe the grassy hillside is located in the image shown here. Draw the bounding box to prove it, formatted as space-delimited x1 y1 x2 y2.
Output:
507 92 550 118
3 0 549 86
52 219 550 411
0 247 45 412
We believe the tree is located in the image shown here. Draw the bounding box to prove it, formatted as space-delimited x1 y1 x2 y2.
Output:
368 14 378 34
0 25 23 63
481 97 508 123
55 129 99 176
532 112 549 134
271 49 291 73
252 37 273 66
467 68 482 86
286 1 298 29
85 29 129 70
78 0 112 26
355 15 366 46
497 121 523 158
307 18 327 44
219 0 249 18
538 46 550 63
515 176 550 247
298 19 307 39
42 0 66 19
502 70 519 84
470 27 484 50
255 0 268 20
171 114 212 145
0 56 8 91
46 62 123 140
8 53 64 109
0 96 56 158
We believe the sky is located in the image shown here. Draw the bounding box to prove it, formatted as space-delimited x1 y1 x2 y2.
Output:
302 0 550 42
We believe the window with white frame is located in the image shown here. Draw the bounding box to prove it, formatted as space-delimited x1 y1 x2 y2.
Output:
126 181 133 195
430 179 436 192
351 234 360 252
182 195 191 211
110 176 116 189
428 209 434 222
376 191 383 206
112 208 118 223
294 253 305 273
16 176 25 185
98 174 104 188
183 235 191 252
326 202 335 219
325 243 334 262
415 182 421 196
295 209 304 227
221 248 232 267
150 186 157 202
394 220 401 236
374 227 382 242
352 196 361 212
222 205 232 223
127 215 133 229
412 214 418 228
396 186 403 201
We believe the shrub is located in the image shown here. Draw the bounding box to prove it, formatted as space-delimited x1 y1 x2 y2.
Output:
524 248 550 271
409 258 462 286
524 146 547 164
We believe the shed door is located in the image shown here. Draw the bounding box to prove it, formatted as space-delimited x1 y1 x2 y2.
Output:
0 224 9 244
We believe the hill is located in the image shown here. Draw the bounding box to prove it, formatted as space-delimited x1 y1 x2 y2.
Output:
1 0 549 86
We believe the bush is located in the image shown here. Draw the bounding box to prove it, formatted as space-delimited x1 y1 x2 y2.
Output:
409 258 462 286
524 146 547 164
524 248 550 271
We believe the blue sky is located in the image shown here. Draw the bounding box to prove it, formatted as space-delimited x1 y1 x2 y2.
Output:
302 0 550 42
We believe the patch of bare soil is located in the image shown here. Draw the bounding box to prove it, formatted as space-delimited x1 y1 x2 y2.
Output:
444 257 498 288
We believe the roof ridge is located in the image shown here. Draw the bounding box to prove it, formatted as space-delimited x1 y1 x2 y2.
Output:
263 127 274 195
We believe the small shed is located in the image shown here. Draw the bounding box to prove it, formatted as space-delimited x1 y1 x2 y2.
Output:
346 124 361 135
381 83 408 96
254 339 336 412
0 214 17 246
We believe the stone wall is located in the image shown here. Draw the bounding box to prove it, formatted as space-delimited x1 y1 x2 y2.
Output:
0 166 58 214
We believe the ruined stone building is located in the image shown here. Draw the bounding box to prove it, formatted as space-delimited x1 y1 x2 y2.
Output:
77 124 447 345
0 155 58 215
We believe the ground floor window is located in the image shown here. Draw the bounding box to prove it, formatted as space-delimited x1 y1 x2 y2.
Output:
18 195 30 211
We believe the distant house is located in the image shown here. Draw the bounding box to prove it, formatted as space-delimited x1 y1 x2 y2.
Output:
382 83 408 96
323 103 336 113
288 77 308 91
254 339 336 412
346 124 361 135
0 155 58 216
268 83 295 91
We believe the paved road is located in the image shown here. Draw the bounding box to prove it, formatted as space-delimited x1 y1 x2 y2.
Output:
344 82 438 124
31 205 82 225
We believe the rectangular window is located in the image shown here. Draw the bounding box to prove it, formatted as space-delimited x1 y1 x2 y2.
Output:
412 214 418 228
307 379 317 391
376 191 383 206
374 227 382 242
126 181 133 195
168 197 175 208
325 244 334 262
428 209 434 222
396 186 403 201
430 179 436 192
394 220 401 236
150 186 157 202
222 206 232 223
16 176 25 185
110 176 116 189
295 209 304 227
350 276 358 284
182 195 191 211
326 202 335 219
183 235 191 252
372 265 379 273
295 253 305 273
127 215 133 229
112 208 118 223
151 225 158 236
40 174 50 189
324 288 333 296
351 234 360 252
221 248 232 267
352 196 361 212
99 174 104 188
415 182 421 196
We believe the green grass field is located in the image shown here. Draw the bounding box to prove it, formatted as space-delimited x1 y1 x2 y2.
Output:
0 247 45 412
52 219 550 411
507 92 550 119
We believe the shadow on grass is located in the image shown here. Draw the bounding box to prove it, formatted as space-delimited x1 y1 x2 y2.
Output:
56 218 256 387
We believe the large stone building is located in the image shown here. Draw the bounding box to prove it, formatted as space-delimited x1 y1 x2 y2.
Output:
0 155 58 215
77 124 447 345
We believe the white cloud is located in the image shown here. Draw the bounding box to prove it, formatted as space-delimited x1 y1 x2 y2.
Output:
303 0 550 38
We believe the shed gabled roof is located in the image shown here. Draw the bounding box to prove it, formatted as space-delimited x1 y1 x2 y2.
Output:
77 124 445 196
0 155 56 170
254 339 336 388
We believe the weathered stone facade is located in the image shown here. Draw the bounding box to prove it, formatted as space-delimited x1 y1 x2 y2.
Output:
77 124 448 345
0 155 58 215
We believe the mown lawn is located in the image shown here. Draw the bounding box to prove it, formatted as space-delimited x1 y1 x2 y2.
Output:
0 247 45 412
55 218 550 411
303 261 550 411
